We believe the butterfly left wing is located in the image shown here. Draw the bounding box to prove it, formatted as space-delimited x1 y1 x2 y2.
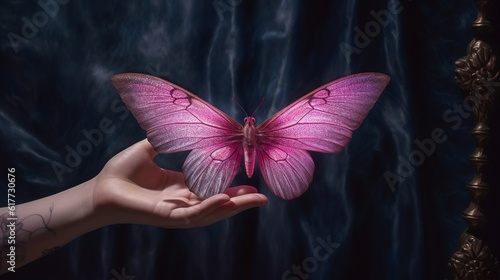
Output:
183 142 243 198
111 73 244 198
256 73 390 199
111 73 243 153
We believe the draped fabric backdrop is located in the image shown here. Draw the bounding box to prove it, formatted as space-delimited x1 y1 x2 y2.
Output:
0 0 485 279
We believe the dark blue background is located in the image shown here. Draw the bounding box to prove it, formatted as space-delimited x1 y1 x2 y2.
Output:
0 0 490 279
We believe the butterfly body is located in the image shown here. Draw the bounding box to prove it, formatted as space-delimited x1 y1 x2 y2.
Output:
242 116 257 178
112 72 390 200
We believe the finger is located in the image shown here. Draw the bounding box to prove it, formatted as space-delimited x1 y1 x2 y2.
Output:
194 193 268 227
109 139 157 171
224 185 260 197
225 193 268 212
125 139 158 159
194 189 266 216
223 185 268 210
111 139 179 189
172 193 231 226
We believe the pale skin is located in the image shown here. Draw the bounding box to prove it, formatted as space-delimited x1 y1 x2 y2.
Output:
0 139 268 274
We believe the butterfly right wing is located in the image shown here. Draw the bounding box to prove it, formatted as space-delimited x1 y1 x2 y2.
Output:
256 73 390 153
111 73 244 197
255 73 390 199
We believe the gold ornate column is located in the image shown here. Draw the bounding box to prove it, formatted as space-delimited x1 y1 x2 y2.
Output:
448 0 500 279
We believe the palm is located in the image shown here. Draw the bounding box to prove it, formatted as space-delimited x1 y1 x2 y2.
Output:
92 140 267 228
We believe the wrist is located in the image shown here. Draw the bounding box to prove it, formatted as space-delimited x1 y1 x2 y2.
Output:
75 177 111 231
31 177 110 242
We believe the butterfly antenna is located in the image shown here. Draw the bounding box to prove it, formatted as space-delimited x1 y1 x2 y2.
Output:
233 96 265 117
233 96 249 116
250 97 265 117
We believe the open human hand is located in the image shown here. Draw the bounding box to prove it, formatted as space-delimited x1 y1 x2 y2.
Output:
91 139 268 228
0 139 268 274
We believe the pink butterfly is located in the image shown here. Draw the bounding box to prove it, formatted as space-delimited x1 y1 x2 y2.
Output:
111 73 390 200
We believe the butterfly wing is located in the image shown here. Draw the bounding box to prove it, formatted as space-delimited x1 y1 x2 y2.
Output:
256 73 390 199
257 143 314 200
111 73 243 198
112 73 243 152
183 143 243 198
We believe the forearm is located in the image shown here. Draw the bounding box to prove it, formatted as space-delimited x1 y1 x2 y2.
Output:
0 138 269 274
0 178 104 274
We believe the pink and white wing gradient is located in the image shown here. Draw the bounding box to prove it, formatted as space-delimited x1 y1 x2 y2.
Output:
256 73 390 199
111 73 242 153
183 143 242 198
257 144 314 200
257 73 390 153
